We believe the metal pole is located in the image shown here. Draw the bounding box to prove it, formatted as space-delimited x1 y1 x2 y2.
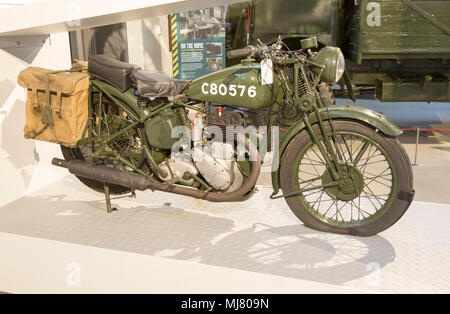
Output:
413 128 420 166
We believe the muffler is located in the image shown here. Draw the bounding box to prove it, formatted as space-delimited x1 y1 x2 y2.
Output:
52 158 151 191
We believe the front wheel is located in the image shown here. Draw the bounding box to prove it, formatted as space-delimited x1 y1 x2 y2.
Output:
280 120 413 237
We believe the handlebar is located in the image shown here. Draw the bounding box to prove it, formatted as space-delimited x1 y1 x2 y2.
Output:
226 46 254 59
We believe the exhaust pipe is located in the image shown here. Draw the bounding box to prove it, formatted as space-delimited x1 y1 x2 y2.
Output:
52 158 151 191
52 138 261 202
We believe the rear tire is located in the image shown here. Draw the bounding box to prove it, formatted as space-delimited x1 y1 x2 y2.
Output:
279 120 414 237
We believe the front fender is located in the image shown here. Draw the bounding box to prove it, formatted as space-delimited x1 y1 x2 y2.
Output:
271 105 402 194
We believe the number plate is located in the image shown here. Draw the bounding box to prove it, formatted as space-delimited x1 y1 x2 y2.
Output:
261 59 273 85
201 83 257 98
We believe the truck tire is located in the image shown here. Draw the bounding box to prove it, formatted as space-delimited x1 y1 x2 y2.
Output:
318 82 336 107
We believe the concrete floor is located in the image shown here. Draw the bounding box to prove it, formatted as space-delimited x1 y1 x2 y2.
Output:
1 132 450 293
1 115 450 293
400 131 450 205
1 174 449 293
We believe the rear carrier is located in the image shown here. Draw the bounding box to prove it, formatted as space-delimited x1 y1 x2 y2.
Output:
17 67 90 147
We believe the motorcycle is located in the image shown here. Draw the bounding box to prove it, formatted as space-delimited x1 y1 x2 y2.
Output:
52 36 414 237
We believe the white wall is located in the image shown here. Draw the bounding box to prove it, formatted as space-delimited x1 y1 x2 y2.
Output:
0 32 72 207
0 0 43 10
127 16 172 74
0 11 173 208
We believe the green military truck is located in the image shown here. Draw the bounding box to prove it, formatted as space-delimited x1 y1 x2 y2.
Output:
226 0 450 102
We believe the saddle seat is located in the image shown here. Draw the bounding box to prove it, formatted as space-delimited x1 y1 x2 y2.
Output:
88 55 140 91
88 55 189 97
132 70 189 98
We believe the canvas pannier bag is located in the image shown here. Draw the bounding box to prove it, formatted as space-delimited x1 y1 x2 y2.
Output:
17 67 90 147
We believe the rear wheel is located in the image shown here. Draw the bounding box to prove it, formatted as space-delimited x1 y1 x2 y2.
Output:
280 120 413 237
60 95 146 195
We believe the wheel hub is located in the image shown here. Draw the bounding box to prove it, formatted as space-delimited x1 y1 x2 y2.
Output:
321 165 364 201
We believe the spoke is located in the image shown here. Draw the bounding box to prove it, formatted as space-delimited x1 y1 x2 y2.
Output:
310 145 326 165
303 155 325 165
350 137 365 160
305 151 324 177
364 184 388 205
363 168 391 179
360 145 379 177
311 191 325 210
357 153 384 165
299 169 320 177
299 175 323 185
350 200 353 221
364 177 392 189
299 176 323 191
353 140 371 166
316 191 326 211
364 172 393 189
363 168 392 186
351 200 368 219
323 200 337 217
349 136 355 160
333 201 347 221
340 134 353 163
330 136 345 163
361 189 382 210
302 190 322 198
363 160 388 166
300 162 325 167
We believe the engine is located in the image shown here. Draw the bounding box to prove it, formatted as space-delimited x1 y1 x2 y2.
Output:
193 141 244 192
157 105 248 193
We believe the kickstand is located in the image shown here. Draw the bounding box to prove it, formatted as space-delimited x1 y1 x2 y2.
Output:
104 183 118 213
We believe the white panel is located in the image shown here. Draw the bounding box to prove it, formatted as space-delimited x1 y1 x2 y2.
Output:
0 32 71 207
127 16 172 73
0 0 243 36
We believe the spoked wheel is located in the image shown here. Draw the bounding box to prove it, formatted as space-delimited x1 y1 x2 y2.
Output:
280 120 414 237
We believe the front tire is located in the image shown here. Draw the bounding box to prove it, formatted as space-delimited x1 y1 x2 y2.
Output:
280 120 413 237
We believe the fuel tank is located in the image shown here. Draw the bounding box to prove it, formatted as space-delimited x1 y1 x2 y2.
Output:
187 60 278 109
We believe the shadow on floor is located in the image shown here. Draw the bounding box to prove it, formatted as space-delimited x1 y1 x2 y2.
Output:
0 192 396 287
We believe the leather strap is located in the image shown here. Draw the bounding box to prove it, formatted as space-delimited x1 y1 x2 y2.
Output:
55 92 63 119
31 89 40 112
27 72 59 141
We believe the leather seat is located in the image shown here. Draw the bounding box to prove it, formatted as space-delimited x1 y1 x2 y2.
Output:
133 70 189 98
88 55 141 91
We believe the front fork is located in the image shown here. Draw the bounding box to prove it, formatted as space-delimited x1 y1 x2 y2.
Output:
269 92 347 199
268 64 346 183
302 92 344 181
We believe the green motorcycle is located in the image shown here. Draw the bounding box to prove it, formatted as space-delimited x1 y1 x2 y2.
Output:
53 37 414 237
